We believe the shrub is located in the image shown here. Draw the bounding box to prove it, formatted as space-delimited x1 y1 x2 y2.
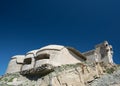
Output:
106 67 116 74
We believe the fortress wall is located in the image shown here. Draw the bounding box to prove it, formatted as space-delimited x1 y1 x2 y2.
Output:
6 58 23 73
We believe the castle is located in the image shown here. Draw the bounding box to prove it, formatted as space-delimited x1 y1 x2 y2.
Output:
83 41 113 64
6 41 114 74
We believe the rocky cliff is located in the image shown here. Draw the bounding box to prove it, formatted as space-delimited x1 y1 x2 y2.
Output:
0 63 119 86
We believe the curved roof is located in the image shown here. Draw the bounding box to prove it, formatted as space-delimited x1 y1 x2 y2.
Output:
11 55 25 64
11 55 25 59
39 45 64 51
26 50 39 55
35 45 86 60
10 45 86 61
67 47 86 60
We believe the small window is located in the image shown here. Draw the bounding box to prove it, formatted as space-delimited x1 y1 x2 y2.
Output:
110 48 112 51
24 58 32 64
35 53 50 61
106 49 109 52
106 44 108 47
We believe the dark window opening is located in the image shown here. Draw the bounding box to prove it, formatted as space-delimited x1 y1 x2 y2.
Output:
24 58 32 64
105 44 108 47
110 48 113 51
35 53 50 61
106 49 109 52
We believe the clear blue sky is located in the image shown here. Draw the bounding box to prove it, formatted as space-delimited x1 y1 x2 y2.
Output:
0 0 120 75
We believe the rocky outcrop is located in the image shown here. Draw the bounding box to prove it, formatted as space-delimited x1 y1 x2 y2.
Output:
20 64 54 76
87 66 120 86
0 63 108 86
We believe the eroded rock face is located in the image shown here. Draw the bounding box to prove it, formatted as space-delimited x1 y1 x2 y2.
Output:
0 63 106 86
87 69 120 86
20 64 54 76
1 63 119 86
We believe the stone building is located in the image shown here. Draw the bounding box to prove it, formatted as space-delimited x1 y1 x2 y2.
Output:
83 41 114 64
35 45 86 67
21 50 38 71
6 45 86 74
6 55 25 74
6 41 114 74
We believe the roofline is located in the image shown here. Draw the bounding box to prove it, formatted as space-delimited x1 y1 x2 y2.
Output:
66 47 87 60
82 49 96 56
11 55 25 59
36 48 62 55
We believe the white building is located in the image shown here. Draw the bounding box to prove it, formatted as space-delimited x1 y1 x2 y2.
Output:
6 55 25 74
83 41 114 64
6 41 114 74
6 45 86 74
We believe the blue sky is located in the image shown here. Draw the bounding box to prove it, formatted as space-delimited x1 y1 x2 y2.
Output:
0 0 120 75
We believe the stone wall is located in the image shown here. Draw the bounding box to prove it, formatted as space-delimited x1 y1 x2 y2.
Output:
83 41 114 64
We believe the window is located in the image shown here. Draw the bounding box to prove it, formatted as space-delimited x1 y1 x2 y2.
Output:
105 44 108 47
110 48 113 51
24 58 32 64
106 49 109 52
35 53 50 61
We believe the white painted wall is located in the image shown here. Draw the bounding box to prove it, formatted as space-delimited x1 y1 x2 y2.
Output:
6 59 22 73
50 48 83 66
22 54 35 71
35 48 84 67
